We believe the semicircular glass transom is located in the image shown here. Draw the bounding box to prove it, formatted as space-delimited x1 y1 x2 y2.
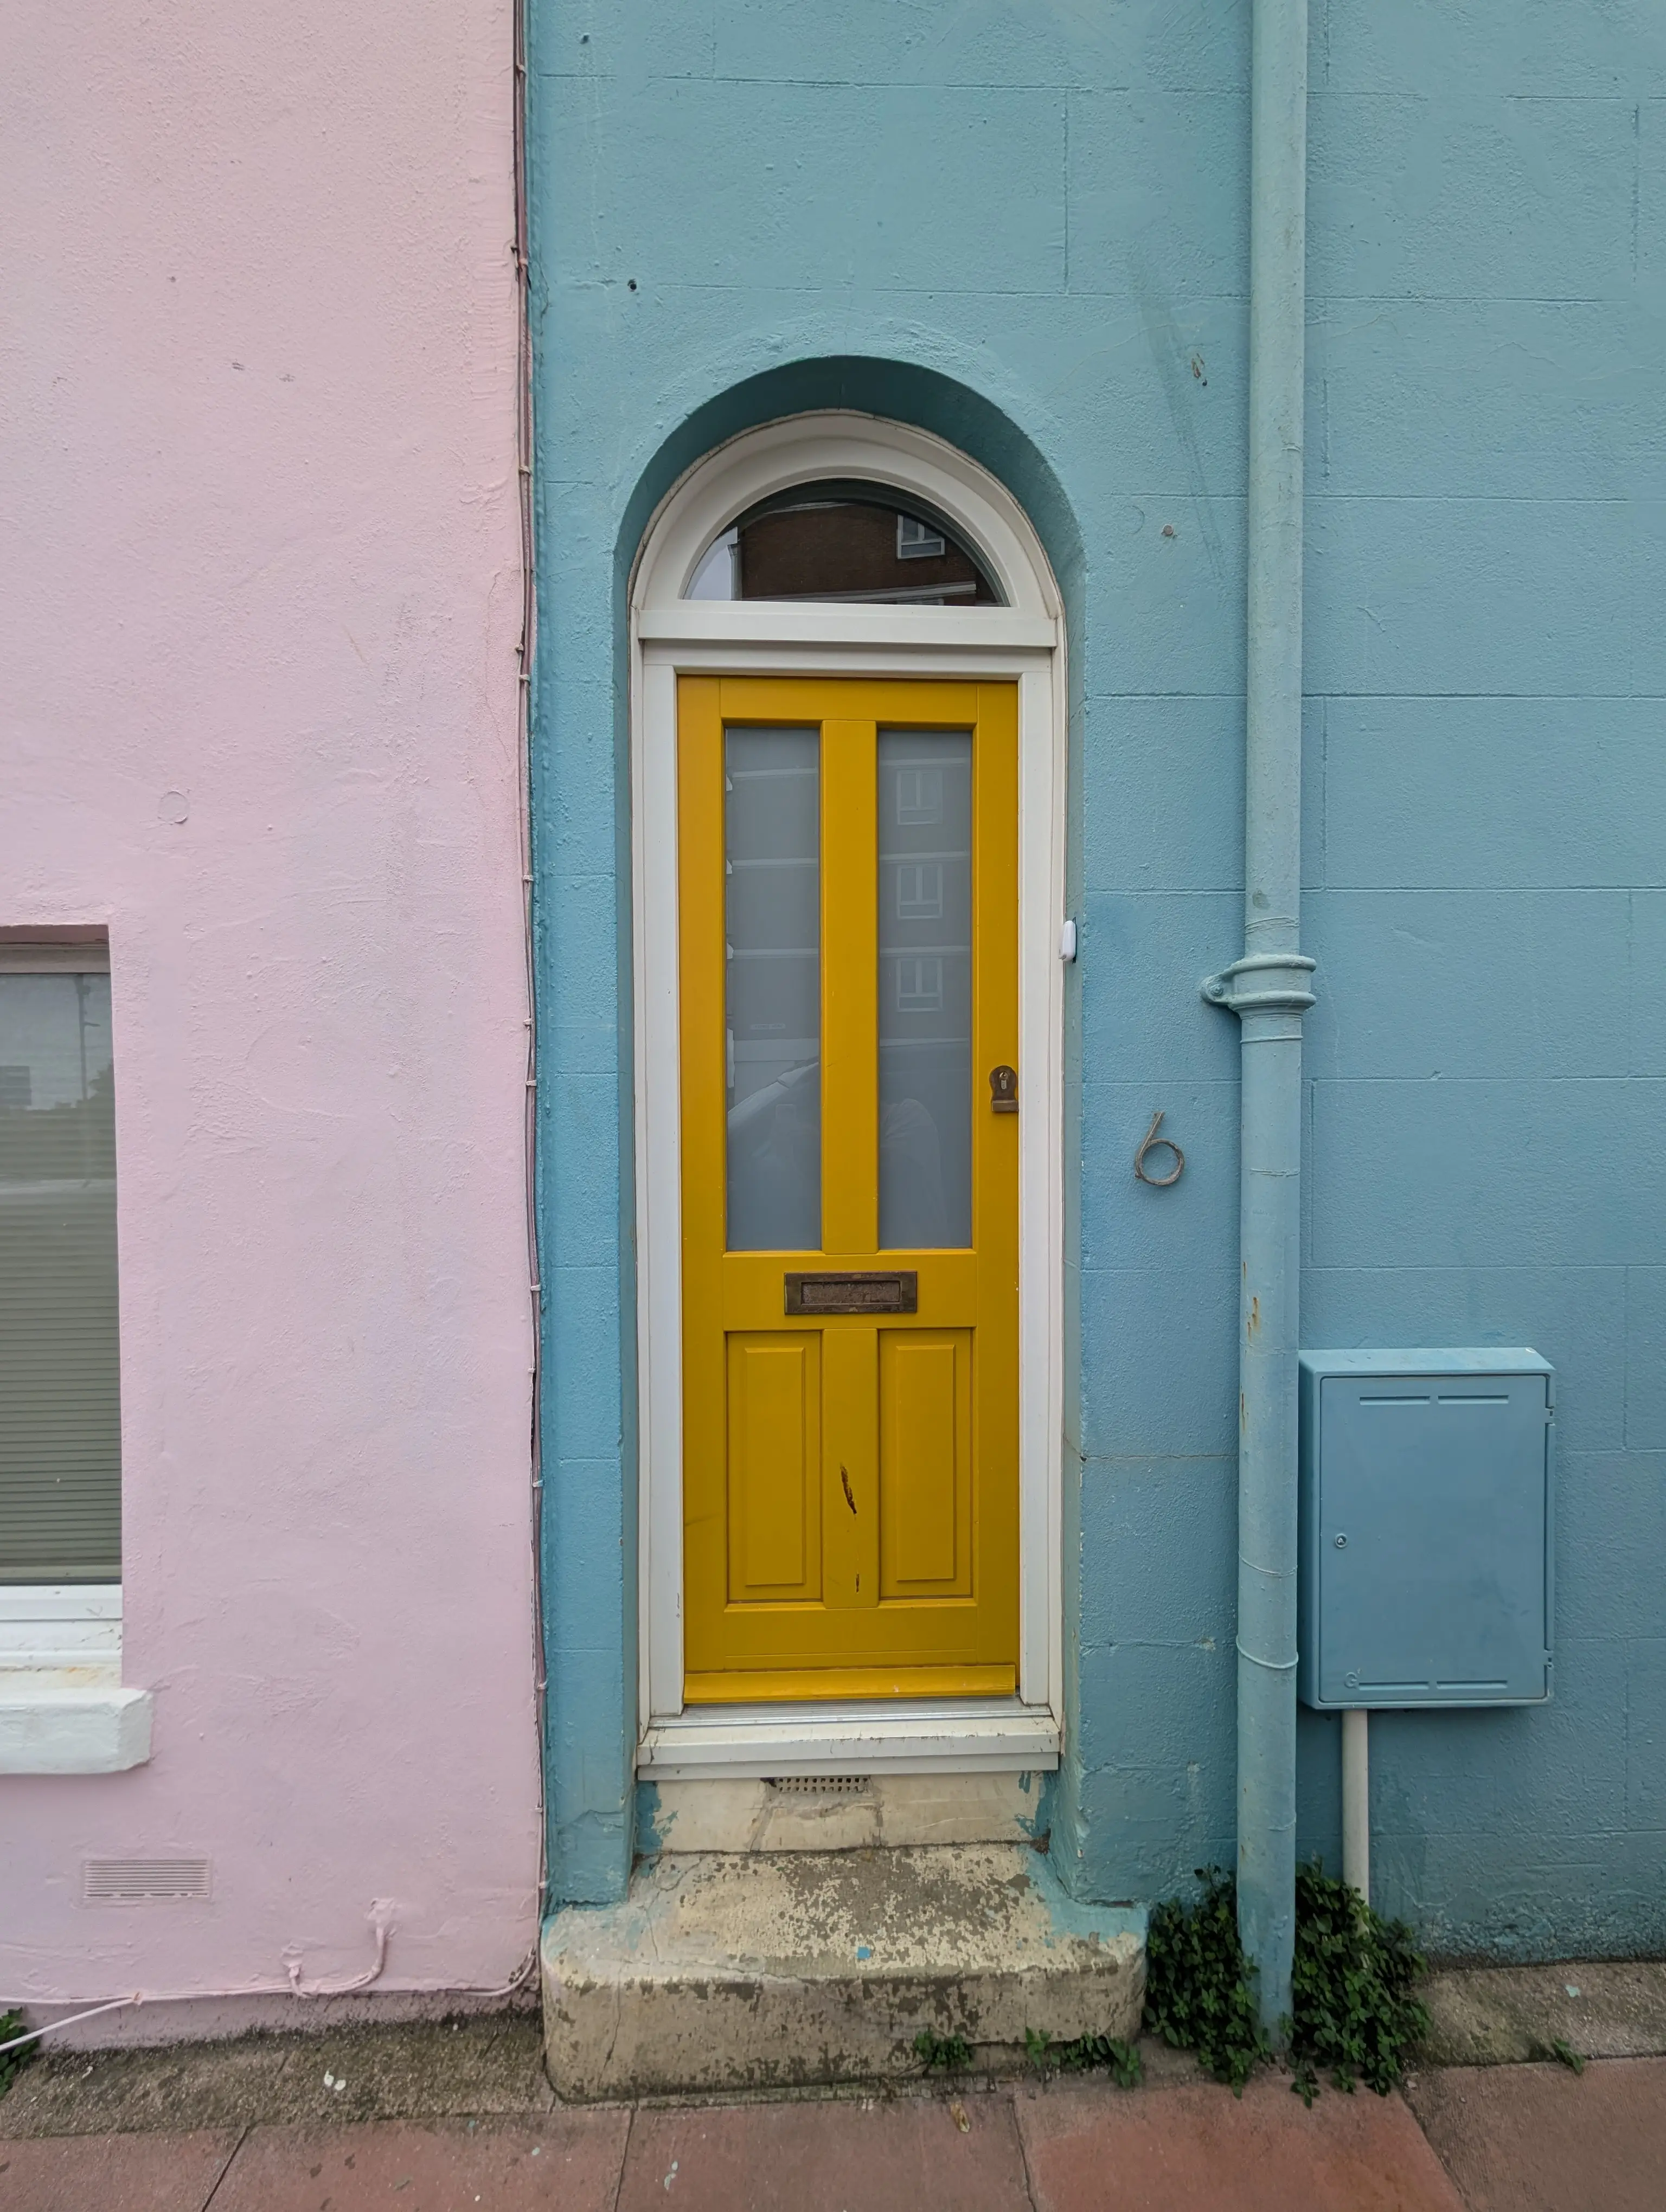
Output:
685 482 1003 606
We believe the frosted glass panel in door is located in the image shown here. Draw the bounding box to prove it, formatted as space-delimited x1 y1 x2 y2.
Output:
878 730 972 1249
725 727 821 1251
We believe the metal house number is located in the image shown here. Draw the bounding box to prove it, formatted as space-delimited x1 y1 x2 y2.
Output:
1135 1109 1185 1187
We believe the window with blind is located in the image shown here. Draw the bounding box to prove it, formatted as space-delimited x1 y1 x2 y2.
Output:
0 949 122 1585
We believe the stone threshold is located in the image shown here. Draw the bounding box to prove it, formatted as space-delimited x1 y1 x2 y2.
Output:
541 1843 1146 2101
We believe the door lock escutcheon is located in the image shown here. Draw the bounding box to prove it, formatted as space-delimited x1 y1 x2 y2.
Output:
989 1064 1018 1114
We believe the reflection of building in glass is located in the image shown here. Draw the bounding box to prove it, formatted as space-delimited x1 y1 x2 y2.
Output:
879 731 973 1250
895 863 943 921
895 957 944 1014
688 492 1000 606
723 727 822 1252
0 972 114 1110
894 768 943 825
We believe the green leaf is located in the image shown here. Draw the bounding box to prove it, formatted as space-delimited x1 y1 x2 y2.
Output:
1141 1861 1430 2101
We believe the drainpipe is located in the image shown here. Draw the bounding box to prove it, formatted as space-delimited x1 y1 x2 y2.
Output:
1201 0 1316 2036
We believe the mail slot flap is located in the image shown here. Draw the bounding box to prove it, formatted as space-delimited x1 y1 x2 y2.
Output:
784 1271 919 1316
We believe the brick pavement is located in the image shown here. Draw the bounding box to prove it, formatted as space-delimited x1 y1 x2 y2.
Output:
8 2061 1658 2211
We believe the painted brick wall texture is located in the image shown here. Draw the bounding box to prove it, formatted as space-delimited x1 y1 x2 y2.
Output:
529 0 1666 1956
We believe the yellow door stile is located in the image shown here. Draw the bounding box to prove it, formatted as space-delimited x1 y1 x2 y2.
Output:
676 675 731 1641
818 716 880 1617
820 717 880 1258
678 673 1020 1705
969 680 1022 1651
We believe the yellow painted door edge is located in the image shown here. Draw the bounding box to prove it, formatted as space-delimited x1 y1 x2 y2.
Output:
678 674 1021 1704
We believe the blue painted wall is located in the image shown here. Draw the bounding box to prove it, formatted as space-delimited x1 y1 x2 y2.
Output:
528 1 1666 1955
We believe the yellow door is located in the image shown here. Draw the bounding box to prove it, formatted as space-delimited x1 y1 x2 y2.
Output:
678 676 1019 1702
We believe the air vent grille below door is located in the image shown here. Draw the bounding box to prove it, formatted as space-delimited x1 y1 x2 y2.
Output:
765 1775 870 1796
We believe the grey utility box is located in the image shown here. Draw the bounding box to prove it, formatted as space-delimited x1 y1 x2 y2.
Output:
1298 1350 1554 1710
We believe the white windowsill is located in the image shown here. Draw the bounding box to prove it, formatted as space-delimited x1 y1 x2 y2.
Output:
0 1587 152 1773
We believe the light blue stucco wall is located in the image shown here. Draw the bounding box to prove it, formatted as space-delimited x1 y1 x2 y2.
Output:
528 0 1666 1955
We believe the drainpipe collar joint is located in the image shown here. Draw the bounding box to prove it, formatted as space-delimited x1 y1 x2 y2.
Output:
1200 954 1316 1017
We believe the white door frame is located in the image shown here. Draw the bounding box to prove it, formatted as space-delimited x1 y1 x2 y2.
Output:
629 414 1067 1779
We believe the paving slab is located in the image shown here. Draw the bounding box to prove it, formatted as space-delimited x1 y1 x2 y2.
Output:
1419 1960 1666 2067
618 2089 1032 2211
211 2115 630 2212
0 2014 550 2137
543 1844 1145 2099
1405 2056 1666 2212
1014 2073 1466 2212
0 2126 240 2212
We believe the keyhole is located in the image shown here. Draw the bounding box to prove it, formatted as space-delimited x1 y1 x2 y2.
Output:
989 1064 1018 1114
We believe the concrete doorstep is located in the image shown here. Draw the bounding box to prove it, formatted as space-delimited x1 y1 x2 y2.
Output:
540 1843 1145 2099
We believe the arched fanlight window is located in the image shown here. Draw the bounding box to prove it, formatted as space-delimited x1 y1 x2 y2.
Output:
685 480 1003 606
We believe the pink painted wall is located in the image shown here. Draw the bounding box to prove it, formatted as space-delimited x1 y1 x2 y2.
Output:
1 2 539 2013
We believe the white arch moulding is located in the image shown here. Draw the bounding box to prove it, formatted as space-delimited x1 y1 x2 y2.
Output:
630 411 1067 1778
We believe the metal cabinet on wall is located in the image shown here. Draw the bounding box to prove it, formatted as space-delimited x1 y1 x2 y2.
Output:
1298 1351 1555 1710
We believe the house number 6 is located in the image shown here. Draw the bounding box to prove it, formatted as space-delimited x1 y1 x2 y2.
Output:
1135 1109 1185 1187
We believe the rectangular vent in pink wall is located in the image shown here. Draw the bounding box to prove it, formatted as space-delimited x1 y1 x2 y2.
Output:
82 1857 212 1904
